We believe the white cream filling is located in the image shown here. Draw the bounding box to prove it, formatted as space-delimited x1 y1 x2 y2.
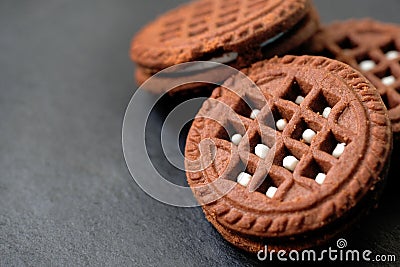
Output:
295 96 305 105
260 32 286 48
237 172 252 187
173 52 239 73
276 119 288 131
266 186 278 198
359 60 376 72
322 107 331 119
302 129 316 144
283 156 299 172
382 75 395 86
255 144 270 159
332 143 346 158
250 109 260 119
386 50 399 60
315 173 326 185
168 31 288 74
231 133 242 146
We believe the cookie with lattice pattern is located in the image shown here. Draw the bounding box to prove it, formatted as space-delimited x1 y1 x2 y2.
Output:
130 0 319 94
299 19 400 140
185 55 392 253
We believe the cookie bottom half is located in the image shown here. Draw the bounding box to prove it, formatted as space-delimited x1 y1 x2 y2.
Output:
200 163 389 254
134 6 320 95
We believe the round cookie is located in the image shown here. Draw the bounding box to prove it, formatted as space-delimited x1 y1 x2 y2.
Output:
185 55 392 253
299 19 400 139
131 0 320 93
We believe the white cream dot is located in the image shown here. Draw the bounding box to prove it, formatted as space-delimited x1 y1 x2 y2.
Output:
255 144 270 159
302 129 316 144
283 156 299 172
386 50 399 60
276 119 287 131
250 109 260 119
295 96 305 105
266 186 278 198
315 173 327 185
231 134 242 146
332 143 346 158
322 107 331 119
237 172 252 187
382 75 395 86
359 60 376 71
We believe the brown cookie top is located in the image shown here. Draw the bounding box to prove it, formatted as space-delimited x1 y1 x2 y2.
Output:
185 56 392 239
301 19 400 134
131 0 311 70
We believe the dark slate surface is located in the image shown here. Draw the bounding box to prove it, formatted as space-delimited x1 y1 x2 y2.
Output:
0 0 399 266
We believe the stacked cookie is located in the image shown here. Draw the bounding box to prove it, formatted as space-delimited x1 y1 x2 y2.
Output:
131 0 319 94
185 55 391 252
130 0 396 253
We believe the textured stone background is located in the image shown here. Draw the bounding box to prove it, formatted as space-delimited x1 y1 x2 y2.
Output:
0 0 399 266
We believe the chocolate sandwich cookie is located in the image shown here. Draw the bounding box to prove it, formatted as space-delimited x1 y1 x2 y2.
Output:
185 55 392 253
131 0 319 94
300 19 400 141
